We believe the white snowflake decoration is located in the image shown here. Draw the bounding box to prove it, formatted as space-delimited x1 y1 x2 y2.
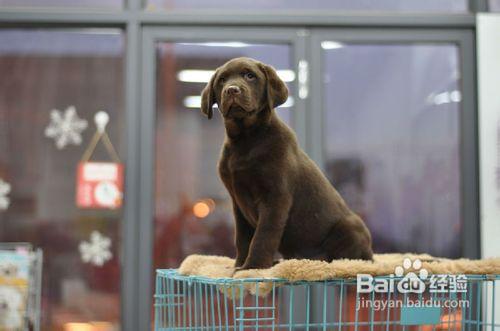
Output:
79 231 112 266
0 179 11 211
45 105 88 149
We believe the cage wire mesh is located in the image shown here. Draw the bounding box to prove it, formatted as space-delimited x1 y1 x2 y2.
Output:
155 269 500 331
0 243 43 331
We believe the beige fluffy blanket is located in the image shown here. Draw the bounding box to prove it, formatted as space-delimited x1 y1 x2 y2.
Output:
179 253 500 281
178 254 500 297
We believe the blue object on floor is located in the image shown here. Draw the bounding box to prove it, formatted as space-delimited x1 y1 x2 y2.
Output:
400 305 441 325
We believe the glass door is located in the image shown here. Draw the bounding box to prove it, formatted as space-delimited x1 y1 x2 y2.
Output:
138 26 478 331
306 29 477 327
0 29 125 331
139 27 307 330
153 41 295 269
309 29 478 260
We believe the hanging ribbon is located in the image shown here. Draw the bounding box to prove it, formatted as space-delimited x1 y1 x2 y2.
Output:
80 111 120 163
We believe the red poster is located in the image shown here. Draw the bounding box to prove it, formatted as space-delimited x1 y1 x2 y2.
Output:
76 162 123 209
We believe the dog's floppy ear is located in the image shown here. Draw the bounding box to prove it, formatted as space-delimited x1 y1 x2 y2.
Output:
200 68 219 119
259 63 288 110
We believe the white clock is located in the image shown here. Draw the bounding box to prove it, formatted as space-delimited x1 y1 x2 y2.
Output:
94 181 121 207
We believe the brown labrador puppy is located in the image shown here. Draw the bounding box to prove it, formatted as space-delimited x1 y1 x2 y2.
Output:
201 57 373 270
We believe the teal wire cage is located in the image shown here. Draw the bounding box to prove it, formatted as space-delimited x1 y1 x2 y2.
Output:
154 269 500 330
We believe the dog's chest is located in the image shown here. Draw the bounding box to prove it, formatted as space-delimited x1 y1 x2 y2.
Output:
219 146 264 224
219 149 259 190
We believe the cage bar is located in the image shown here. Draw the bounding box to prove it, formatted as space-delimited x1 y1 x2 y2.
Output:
154 269 500 330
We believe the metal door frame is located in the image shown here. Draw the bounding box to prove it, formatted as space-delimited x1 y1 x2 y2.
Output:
0 0 485 326
306 29 478 324
139 26 309 330
308 28 479 260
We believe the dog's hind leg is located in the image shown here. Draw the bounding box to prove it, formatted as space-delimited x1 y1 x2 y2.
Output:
322 215 373 261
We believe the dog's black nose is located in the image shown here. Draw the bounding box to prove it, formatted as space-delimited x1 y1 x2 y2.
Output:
226 85 241 96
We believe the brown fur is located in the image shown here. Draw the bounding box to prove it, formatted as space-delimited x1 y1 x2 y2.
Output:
201 57 373 270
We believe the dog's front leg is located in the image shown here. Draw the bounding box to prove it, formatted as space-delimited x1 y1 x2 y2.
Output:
240 197 291 270
234 203 254 268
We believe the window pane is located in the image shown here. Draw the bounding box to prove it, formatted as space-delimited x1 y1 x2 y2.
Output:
0 30 124 330
0 0 120 9
154 42 294 269
147 0 466 13
489 0 500 11
322 43 461 258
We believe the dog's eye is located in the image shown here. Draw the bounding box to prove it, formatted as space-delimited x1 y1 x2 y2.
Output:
244 72 256 81
218 77 225 84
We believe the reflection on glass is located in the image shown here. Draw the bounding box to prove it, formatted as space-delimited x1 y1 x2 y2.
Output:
154 42 293 270
147 0 466 12
322 43 461 258
0 30 124 330
0 0 120 8
490 0 500 11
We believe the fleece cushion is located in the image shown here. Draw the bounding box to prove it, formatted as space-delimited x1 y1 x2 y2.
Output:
177 254 500 297
179 253 500 281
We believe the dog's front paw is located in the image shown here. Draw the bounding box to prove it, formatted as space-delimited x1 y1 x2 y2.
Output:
231 266 245 277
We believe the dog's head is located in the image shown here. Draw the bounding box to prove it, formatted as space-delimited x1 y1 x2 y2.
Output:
200 57 288 120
